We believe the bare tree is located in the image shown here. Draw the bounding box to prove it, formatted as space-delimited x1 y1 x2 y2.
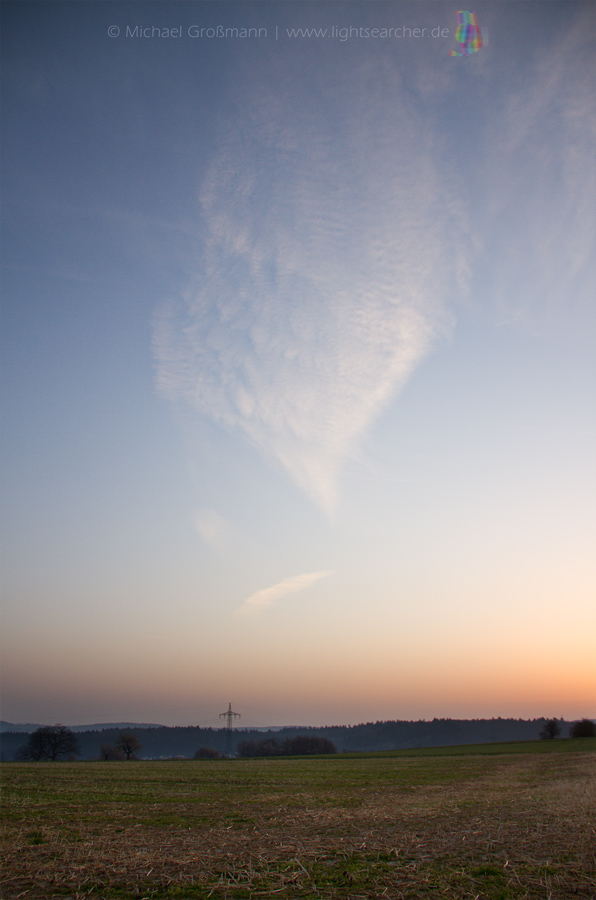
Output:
116 731 142 760
539 719 561 740
16 725 79 761
99 743 126 760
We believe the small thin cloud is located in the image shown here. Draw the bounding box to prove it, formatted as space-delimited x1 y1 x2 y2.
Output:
238 570 335 617
194 508 228 551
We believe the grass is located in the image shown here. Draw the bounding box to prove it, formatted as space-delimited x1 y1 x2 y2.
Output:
1 743 595 899
341 736 596 758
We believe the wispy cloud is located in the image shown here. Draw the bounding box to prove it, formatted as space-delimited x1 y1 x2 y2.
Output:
194 508 228 552
481 8 595 333
153 52 469 512
238 570 335 617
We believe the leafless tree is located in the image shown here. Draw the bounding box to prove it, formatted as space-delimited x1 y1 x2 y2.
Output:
99 743 126 760
539 719 561 740
116 731 142 759
16 725 79 761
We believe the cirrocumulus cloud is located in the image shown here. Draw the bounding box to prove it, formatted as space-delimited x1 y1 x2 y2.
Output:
154 54 469 512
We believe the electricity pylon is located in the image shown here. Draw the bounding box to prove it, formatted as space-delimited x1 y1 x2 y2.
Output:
219 702 240 757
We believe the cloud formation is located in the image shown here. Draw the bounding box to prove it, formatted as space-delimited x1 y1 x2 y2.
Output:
238 570 335 616
154 53 469 512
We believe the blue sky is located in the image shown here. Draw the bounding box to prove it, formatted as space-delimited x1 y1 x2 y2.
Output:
1 1 594 728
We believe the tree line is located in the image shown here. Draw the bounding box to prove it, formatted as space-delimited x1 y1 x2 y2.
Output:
14 727 337 760
6 717 595 761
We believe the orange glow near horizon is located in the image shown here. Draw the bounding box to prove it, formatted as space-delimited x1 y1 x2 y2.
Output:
2 618 594 727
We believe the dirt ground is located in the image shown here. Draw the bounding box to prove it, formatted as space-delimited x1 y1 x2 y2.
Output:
1 750 595 899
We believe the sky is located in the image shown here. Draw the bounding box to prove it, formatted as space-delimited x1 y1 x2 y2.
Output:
1 1 594 729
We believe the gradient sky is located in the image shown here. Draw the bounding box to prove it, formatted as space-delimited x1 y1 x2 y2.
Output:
1 1 594 729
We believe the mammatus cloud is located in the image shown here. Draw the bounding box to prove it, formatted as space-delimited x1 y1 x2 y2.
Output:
237 570 335 616
153 54 469 513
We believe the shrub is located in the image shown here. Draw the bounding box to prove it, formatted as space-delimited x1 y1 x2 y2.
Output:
238 735 337 757
99 744 126 761
237 738 280 757
194 747 221 759
569 719 596 738
282 735 337 755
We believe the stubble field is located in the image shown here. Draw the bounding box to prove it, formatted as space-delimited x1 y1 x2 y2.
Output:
1 741 595 900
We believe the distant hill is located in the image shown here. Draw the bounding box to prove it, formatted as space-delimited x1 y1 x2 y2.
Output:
0 721 163 734
0 721 42 734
